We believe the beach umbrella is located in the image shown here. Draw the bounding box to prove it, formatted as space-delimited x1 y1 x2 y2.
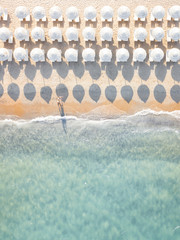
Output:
49 6 62 19
101 6 113 20
152 6 165 19
135 6 148 19
0 48 9 61
66 27 78 41
30 48 44 62
167 48 180 62
134 27 147 41
116 48 129 62
0 27 10 41
118 27 130 41
169 27 180 41
82 27 95 41
169 6 180 19
82 48 95 62
100 27 113 41
47 48 61 62
48 27 62 41
13 47 27 61
31 27 45 41
133 48 147 62
65 49 78 62
14 27 28 41
99 48 112 62
84 6 96 20
66 7 79 21
118 6 130 20
15 6 28 19
0 6 3 16
150 48 164 62
32 6 45 20
151 27 165 41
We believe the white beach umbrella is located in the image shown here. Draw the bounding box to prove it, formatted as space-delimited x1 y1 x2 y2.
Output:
32 6 45 20
13 47 26 61
116 48 129 62
65 49 78 62
101 6 114 20
48 27 62 41
15 6 28 19
49 6 62 19
31 27 45 41
118 27 130 41
66 27 78 41
152 6 165 19
151 27 165 41
0 27 10 41
99 48 112 62
133 48 147 62
134 27 147 41
14 27 28 41
167 48 180 62
169 27 180 41
84 6 96 20
0 48 9 61
135 6 148 19
66 7 79 20
150 48 164 62
169 6 180 19
82 27 95 41
47 48 61 62
82 48 95 62
0 6 3 17
118 6 130 20
100 27 113 41
30 48 44 62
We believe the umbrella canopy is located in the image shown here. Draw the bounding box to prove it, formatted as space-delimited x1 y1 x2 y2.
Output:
134 48 147 61
168 48 180 62
49 6 62 19
14 27 28 41
0 27 10 41
169 5 180 19
15 6 28 19
82 48 95 62
82 27 95 41
151 27 165 41
0 48 9 61
150 48 164 62
13 47 26 61
101 6 113 20
169 27 180 41
134 27 147 41
66 27 78 41
99 48 112 62
66 7 79 20
118 6 130 19
47 48 61 61
30 48 44 62
31 27 45 41
135 6 148 18
116 48 129 62
118 27 130 41
65 49 78 62
152 6 165 19
100 27 113 41
32 6 45 20
84 6 96 20
0 6 3 17
48 27 62 41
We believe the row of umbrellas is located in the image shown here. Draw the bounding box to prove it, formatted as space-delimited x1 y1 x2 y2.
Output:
0 5 180 22
0 47 179 63
0 26 180 42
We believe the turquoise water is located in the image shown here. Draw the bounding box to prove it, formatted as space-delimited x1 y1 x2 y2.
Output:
0 111 180 240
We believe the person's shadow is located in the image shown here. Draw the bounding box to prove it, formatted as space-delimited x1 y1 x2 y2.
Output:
58 102 67 134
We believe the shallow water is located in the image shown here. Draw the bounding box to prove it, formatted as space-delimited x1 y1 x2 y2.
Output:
0 111 180 240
